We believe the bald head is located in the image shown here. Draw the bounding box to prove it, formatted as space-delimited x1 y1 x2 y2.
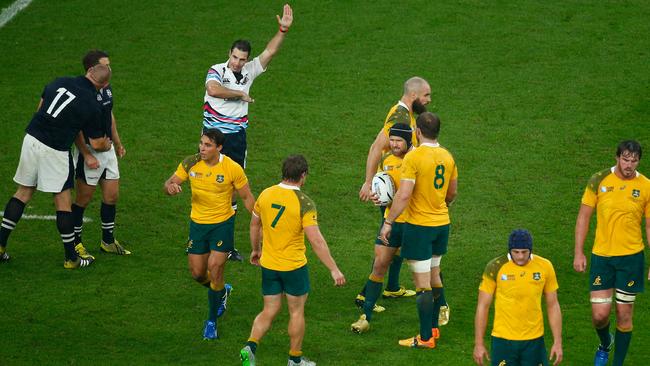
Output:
86 63 111 89
403 77 429 96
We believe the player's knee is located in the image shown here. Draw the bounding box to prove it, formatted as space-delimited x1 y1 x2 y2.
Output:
190 271 207 283
102 188 119 204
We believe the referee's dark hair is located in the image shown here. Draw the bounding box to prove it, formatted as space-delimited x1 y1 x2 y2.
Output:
230 40 252 56
83 50 110 71
202 129 226 147
282 155 309 183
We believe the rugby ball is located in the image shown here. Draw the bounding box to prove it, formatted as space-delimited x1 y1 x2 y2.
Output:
371 172 395 206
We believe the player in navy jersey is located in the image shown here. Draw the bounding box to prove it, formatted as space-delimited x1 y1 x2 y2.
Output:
203 4 293 262
71 50 131 260
0 64 112 269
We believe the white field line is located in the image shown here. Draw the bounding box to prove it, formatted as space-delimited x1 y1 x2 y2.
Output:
1 211 93 223
0 0 32 29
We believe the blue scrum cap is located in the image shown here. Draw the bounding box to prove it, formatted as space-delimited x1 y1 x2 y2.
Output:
508 229 533 251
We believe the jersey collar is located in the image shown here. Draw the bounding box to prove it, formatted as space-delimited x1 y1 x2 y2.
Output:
420 142 440 148
398 100 410 111
610 166 639 178
278 182 300 190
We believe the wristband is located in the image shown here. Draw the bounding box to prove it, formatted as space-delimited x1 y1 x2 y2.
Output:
384 220 392 226
279 26 288 33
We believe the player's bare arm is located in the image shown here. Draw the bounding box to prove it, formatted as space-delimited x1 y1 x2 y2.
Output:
574 204 594 273
259 3 293 69
163 174 183 195
304 225 346 286
360 131 389 201
646 216 650 280
110 112 126 158
446 178 458 206
473 290 493 365
88 135 112 152
249 213 262 266
74 132 99 169
237 183 256 213
379 179 414 244
545 291 563 365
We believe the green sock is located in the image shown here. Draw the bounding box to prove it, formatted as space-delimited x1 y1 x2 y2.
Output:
416 290 434 341
208 288 225 321
385 254 403 292
596 322 612 349
363 278 383 320
613 329 632 366
432 287 443 328
438 272 447 306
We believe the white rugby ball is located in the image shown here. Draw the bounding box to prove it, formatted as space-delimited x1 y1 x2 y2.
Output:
371 172 395 206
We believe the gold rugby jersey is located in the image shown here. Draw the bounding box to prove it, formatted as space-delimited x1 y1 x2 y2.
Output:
379 152 406 223
174 153 247 224
479 254 559 341
581 167 650 256
400 143 457 226
254 183 318 271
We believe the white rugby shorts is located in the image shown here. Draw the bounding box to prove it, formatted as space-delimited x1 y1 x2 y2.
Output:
77 144 120 186
13 134 74 193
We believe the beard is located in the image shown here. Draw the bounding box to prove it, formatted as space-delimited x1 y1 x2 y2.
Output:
412 99 427 114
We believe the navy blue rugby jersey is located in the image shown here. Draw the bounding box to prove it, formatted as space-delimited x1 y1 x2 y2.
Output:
26 76 105 151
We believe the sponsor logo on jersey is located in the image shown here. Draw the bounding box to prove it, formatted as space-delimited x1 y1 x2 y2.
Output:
520 271 526 277
498 361 507 366
96 94 102 101
500 274 516 281
593 276 602 286
216 175 225 183
632 189 640 198
628 280 635 287
533 272 541 280
106 89 112 98
216 240 223 247
190 172 203 178
600 186 614 192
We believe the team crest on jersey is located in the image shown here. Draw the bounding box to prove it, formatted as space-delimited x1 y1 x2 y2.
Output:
96 94 102 101
216 175 225 183
593 276 602 286
106 89 112 97
632 189 640 198
533 272 541 280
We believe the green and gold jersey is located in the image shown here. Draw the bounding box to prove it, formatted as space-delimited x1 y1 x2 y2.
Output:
400 143 457 226
380 152 406 223
254 183 318 271
381 102 418 148
581 167 650 256
479 254 559 341
174 153 247 224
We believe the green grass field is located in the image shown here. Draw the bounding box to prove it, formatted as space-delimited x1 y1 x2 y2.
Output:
1 0 649 364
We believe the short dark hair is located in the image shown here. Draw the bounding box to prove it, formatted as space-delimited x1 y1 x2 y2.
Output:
616 140 642 160
416 112 441 139
230 40 252 56
282 155 309 182
202 129 226 147
82 49 109 71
